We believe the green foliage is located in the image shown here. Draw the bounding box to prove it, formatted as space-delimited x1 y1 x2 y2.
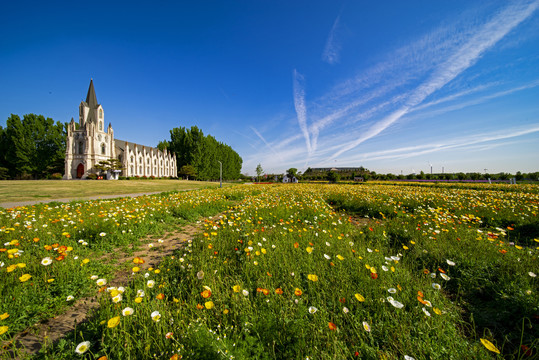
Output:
327 170 341 183
0 114 66 179
287 168 298 178
94 158 124 174
256 163 264 182
179 164 197 180
167 126 242 180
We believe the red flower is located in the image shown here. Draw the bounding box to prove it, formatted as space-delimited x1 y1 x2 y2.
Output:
370 273 378 279
328 322 337 331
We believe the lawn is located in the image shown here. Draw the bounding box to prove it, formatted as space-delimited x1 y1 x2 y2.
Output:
0 180 225 204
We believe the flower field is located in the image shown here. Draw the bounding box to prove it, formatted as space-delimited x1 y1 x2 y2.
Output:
1 183 538 359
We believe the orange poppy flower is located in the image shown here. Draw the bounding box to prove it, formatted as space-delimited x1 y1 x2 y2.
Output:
275 288 283 295
201 290 212 298
196 304 204 309
294 288 303 296
156 293 165 300
370 273 378 279
133 257 145 264
294 242 299 248
328 322 337 331
438 268 446 273
417 291 424 298
423 269 429 274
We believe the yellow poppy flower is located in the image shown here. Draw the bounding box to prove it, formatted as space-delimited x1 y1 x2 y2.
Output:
107 316 121 328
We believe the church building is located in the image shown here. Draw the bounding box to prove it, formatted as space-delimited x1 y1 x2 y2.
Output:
63 80 177 179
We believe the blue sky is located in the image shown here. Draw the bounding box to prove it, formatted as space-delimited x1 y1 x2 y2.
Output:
1 0 538 175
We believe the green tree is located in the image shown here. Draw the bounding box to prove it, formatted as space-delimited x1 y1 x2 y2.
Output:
167 126 242 181
327 171 340 183
95 158 124 176
3 114 66 179
287 168 298 178
256 164 264 182
179 164 197 180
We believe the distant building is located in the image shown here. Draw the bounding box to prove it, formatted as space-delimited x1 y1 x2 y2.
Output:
64 80 176 179
283 174 298 183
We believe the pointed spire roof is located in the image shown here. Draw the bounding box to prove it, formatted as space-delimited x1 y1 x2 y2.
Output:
86 79 98 109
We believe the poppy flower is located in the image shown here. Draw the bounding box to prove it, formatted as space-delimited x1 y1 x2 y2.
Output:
107 316 121 328
294 288 303 296
122 307 134 316
362 321 371 332
0 326 8 336
355 293 365 302
201 290 211 298
480 338 500 354
151 311 161 322
19 274 32 282
275 288 283 295
307 274 318 282
328 322 337 331
370 273 378 279
156 293 165 300
204 301 214 309
75 341 90 354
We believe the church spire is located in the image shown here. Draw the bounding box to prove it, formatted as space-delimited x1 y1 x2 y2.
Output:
86 79 98 108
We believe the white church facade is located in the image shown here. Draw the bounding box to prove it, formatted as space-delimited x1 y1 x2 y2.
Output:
64 80 177 180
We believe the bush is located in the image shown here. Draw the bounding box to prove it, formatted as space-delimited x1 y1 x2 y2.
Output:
50 173 63 180
118 176 127 180
87 174 97 180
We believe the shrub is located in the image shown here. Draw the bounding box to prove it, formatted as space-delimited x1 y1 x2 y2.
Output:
87 174 97 180
50 173 63 180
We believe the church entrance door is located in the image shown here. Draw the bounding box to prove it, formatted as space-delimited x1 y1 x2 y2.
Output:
77 163 84 178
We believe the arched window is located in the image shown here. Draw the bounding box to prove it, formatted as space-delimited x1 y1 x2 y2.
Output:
147 158 149 165
101 143 105 155
139 157 142 163
139 166 142 174
154 159 156 165
78 142 83 154
99 109 103 118
130 156 134 163
99 121 103 131
130 165 133 175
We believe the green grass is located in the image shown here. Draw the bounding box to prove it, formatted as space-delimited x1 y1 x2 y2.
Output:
0 179 227 204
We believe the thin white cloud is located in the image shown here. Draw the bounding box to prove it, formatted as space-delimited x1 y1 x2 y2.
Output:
336 124 539 163
250 126 284 161
329 0 539 160
293 69 312 155
322 15 341 64
410 80 539 119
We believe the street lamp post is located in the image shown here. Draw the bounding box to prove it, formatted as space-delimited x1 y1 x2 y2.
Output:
217 161 222 188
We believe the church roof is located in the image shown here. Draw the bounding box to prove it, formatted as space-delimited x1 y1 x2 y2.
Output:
86 79 99 109
115 139 170 157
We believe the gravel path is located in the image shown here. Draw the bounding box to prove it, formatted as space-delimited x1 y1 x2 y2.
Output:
0 192 165 209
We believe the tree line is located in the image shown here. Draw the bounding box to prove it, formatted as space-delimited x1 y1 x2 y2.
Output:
0 114 66 179
159 125 243 181
1 114 243 181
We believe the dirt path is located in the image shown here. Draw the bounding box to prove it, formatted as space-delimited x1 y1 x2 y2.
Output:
2 215 217 358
